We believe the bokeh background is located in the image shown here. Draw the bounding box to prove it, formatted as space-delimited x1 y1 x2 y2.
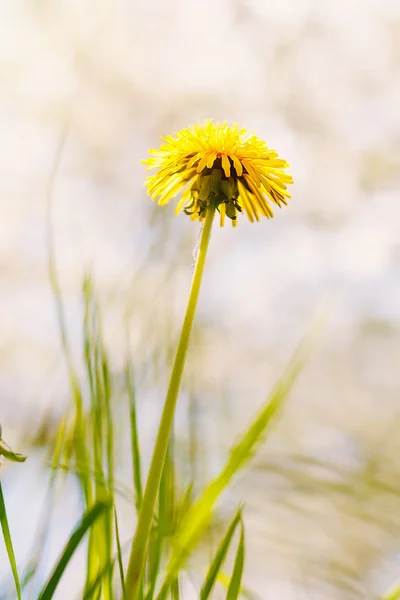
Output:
1 0 400 598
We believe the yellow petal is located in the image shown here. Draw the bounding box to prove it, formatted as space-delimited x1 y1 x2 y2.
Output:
188 153 202 169
219 202 226 227
141 120 292 224
241 160 262 187
236 185 254 222
238 182 260 222
221 154 231 178
231 155 243 177
207 152 217 168
197 154 209 173
245 176 274 217
174 187 193 214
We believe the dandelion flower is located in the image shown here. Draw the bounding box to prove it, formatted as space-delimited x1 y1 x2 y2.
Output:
143 120 293 226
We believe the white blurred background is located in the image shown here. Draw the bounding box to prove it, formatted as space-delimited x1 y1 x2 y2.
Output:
1 1 400 598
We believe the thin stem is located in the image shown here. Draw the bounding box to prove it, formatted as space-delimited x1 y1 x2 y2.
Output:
125 205 216 597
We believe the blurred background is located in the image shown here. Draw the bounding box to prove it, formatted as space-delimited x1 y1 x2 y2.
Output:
1 0 400 598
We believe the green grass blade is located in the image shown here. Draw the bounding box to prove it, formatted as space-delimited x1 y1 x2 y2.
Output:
155 582 170 600
38 500 110 600
153 448 180 600
97 305 115 600
79 537 134 600
82 280 115 599
19 416 70 591
70 376 92 501
226 521 245 600
126 361 144 600
126 362 143 512
381 583 400 600
45 126 70 364
218 573 261 600
0 481 22 600
114 508 127 600
171 577 180 600
158 440 175 543
94 587 102 600
0 445 27 463
163 334 312 582
81 561 114 600
145 526 163 600
145 443 174 600
200 508 242 600
177 483 194 521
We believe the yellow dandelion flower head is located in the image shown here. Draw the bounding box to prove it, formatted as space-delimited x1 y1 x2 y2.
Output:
143 120 293 226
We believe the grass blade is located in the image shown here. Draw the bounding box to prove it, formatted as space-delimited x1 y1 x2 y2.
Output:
114 508 127 600
171 577 180 600
381 583 400 600
226 520 245 600
218 573 261 600
146 442 174 600
163 332 313 583
145 525 162 600
19 415 70 592
82 280 115 599
155 582 170 600
80 558 114 600
126 362 144 600
0 448 27 463
126 362 143 513
79 538 133 600
38 500 110 600
0 481 22 600
200 508 242 600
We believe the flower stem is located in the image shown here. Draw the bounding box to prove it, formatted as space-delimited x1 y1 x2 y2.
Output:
125 204 216 597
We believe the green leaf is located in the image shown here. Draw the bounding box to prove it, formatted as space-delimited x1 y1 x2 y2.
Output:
82 566 113 600
162 326 316 584
126 363 143 513
146 441 176 600
200 508 242 599
0 444 27 463
226 520 245 600
218 572 261 600
38 500 110 600
114 508 127 600
0 481 22 600
171 577 180 600
381 582 400 600
155 582 170 600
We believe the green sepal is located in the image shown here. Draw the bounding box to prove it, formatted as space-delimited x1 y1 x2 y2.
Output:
210 169 222 194
225 203 237 220
220 179 236 200
198 176 213 201
190 178 200 193
184 198 196 215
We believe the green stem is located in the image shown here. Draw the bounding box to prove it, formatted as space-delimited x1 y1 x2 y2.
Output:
125 205 216 597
